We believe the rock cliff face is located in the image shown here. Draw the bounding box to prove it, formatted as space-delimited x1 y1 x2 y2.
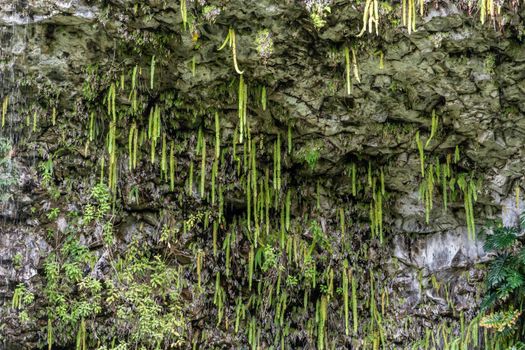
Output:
0 0 524 349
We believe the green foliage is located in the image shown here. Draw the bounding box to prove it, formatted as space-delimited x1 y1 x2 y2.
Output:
10 171 187 348
480 309 521 333
81 65 100 102
482 217 525 310
307 2 331 29
484 53 496 74
41 237 185 349
108 243 185 347
285 275 298 288
39 157 55 192
479 212 525 346
261 244 278 272
304 147 320 171
13 253 23 269
47 208 60 221
202 5 220 23
83 183 111 225
12 283 34 310
509 343 525 350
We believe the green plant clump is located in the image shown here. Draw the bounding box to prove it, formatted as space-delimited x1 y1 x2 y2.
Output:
479 211 525 347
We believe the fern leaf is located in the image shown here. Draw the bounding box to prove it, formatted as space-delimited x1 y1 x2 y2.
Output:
496 284 512 301
487 255 509 287
480 309 521 333
518 247 525 265
480 291 497 311
504 270 525 290
484 227 518 251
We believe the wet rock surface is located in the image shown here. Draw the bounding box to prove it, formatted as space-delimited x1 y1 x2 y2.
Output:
0 0 524 348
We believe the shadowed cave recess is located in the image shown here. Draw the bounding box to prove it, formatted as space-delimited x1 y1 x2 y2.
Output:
1 0 525 349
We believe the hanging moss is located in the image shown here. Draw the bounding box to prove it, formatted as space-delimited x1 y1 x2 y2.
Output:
196 250 203 291
344 47 352 95
402 0 417 33
235 77 249 144
317 296 327 350
47 318 53 350
351 162 357 196
127 123 135 170
214 112 220 159
285 189 291 231
89 112 96 142
32 110 37 132
418 164 434 224
480 0 496 24
339 208 345 242
150 55 156 90
213 272 224 325
169 141 175 191
351 269 358 334
261 86 267 111
161 133 168 180
416 131 425 177
107 121 117 193
51 106 56 126
457 174 477 239
425 110 438 148
2 96 8 127
248 244 254 291
211 159 218 205
218 28 244 75
342 260 350 336
200 139 206 197
188 160 194 195
287 125 292 155
356 0 379 37
75 318 86 350
351 48 360 83
223 232 231 277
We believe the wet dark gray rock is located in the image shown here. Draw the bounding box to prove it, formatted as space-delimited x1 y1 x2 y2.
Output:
0 0 524 348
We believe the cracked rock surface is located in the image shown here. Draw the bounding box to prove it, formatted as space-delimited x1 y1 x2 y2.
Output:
0 0 524 348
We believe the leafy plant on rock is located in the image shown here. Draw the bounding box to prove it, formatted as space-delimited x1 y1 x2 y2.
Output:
479 212 525 345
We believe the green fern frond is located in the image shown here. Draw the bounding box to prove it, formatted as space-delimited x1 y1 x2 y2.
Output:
480 292 498 311
484 227 518 251
508 341 525 350
496 282 513 301
487 255 510 288
504 269 525 290
518 247 525 265
480 309 521 333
